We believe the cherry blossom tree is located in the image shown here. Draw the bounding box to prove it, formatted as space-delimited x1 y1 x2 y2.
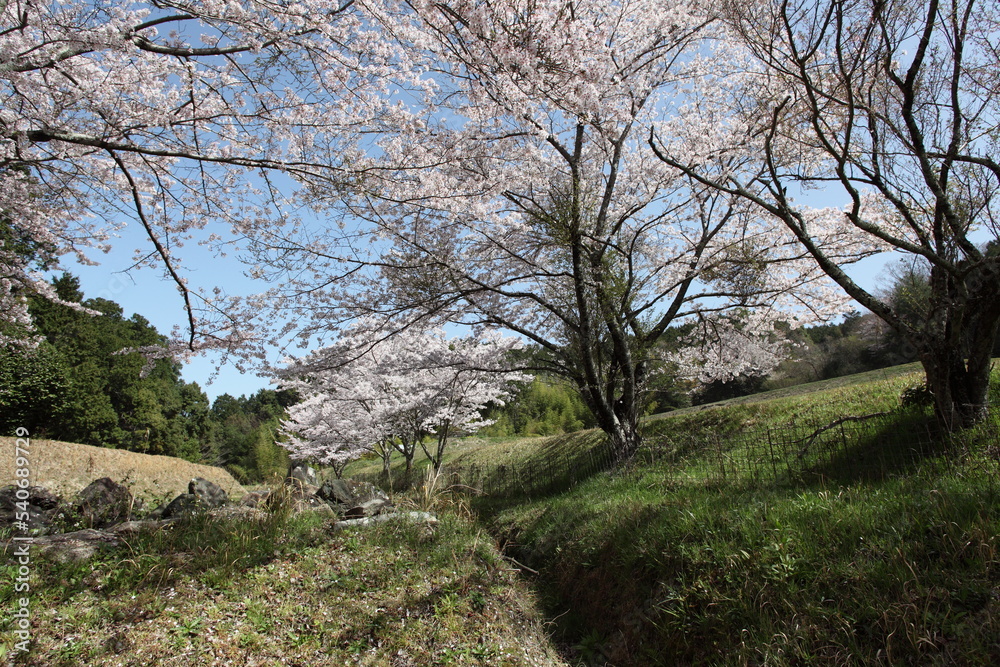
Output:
0 0 400 355
279 391 377 479
414 331 532 470
254 0 858 460
651 0 1000 429
279 325 528 477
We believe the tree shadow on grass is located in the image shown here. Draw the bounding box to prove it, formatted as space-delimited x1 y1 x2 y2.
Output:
456 431 615 502
791 412 990 487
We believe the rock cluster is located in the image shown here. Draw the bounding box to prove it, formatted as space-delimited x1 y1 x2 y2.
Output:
0 476 231 563
74 477 136 528
0 485 60 530
241 475 399 524
152 477 230 520
0 465 435 563
288 461 318 486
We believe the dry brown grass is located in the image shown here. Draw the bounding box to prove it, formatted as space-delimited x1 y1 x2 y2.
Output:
0 437 245 504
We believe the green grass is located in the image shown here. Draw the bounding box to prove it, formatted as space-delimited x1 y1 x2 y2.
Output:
647 362 929 432
488 472 1000 665
0 489 565 666
463 364 1000 665
8 364 1000 665
339 362 1000 665
346 361 941 491
342 433 546 478
662 361 928 418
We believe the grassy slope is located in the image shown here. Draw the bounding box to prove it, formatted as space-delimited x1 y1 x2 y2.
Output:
660 361 926 418
0 437 245 504
344 362 931 481
1 497 566 666
7 364 999 665
470 364 1000 665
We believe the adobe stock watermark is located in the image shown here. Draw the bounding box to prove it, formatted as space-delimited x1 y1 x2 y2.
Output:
10 426 33 655
94 272 134 302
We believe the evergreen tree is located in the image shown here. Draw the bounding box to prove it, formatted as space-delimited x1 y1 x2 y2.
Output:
208 389 296 482
6 274 212 460
0 342 71 436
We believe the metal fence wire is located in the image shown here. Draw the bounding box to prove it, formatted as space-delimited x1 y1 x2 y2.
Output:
351 411 1000 498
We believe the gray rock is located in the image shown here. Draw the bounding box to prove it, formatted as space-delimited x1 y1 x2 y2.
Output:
30 529 120 563
0 485 60 511
146 502 168 520
288 461 317 486
188 477 228 508
208 506 268 521
317 479 355 506
344 497 392 519
293 496 338 518
0 485 61 530
350 480 390 505
333 511 438 530
160 493 207 519
10 521 171 563
74 478 134 528
108 519 175 535
240 489 271 508
286 479 319 499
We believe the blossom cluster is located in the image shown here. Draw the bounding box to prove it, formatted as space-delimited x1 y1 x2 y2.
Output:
278 323 529 467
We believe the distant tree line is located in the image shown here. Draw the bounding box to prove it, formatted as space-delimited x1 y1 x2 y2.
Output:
0 274 293 482
207 388 298 484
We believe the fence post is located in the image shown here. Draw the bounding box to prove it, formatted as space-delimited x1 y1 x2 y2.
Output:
838 422 849 474
716 433 726 482
767 428 778 484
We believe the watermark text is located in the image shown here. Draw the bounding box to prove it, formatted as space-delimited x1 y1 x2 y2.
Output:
11 426 33 654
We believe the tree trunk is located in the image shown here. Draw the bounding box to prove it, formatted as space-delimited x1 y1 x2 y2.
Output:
433 430 447 472
380 449 393 488
606 416 642 464
919 278 1000 431
920 348 992 431
578 377 644 465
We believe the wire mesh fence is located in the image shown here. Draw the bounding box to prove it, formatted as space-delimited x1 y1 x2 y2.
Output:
641 413 982 487
350 411 1000 499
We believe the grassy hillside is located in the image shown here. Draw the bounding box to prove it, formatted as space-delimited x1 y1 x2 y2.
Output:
0 437 245 504
346 362 932 477
662 361 927 417
1 493 566 665
5 364 1000 665
468 364 1000 665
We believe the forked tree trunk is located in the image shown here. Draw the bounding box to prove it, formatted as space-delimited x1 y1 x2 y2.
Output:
918 296 999 430
920 344 994 431
607 418 643 464
579 380 643 464
578 372 645 465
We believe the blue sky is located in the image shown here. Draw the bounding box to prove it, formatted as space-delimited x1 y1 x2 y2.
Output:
68 227 275 402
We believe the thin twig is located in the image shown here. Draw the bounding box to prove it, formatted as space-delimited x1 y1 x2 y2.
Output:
501 554 539 575
795 412 891 459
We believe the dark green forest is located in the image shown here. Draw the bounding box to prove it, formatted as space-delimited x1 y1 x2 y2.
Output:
0 274 294 482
